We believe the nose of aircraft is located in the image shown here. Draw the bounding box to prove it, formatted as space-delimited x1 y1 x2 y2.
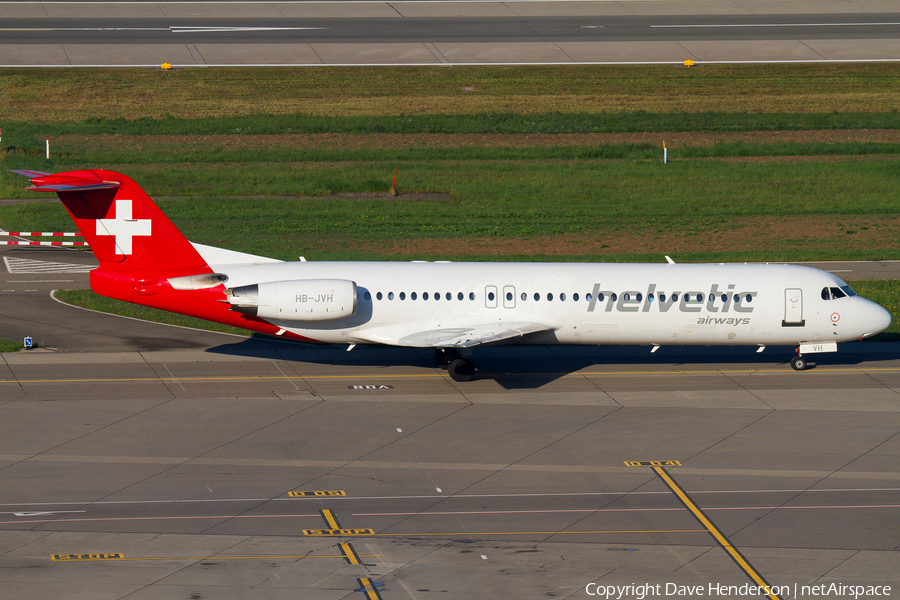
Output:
862 301 892 338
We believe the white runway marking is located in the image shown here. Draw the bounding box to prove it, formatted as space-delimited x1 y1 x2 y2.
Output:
4 256 95 274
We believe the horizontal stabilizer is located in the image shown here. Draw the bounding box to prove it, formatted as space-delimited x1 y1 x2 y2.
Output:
11 170 121 192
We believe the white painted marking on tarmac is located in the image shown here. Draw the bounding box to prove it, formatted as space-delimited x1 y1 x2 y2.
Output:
481 554 487 559
170 26 328 33
652 22 900 28
0 513 319 525
352 504 900 517
4 510 86 516
207 486 213 493
4 256 94 274
0 26 328 32
5 488 900 508
436 488 442 493
396 427 403 432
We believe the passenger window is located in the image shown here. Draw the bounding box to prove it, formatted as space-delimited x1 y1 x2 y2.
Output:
697 293 704 302
400 292 406 300
745 294 752 303
573 293 579 301
586 293 592 302
506 292 513 301
623 293 630 302
446 292 452 300
733 294 740 302
364 291 371 301
411 292 417 300
423 292 429 300
388 292 394 300
547 293 553 301
721 293 727 302
636 293 643 302
611 293 618 302
534 293 540 301
458 292 464 301
560 293 566 301
521 292 527 301
648 293 655 302
469 292 475 301
597 293 604 302
672 293 679 302
377 292 383 300
659 293 666 302
488 291 495 301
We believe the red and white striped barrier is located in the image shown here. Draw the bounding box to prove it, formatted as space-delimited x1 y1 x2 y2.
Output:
0 241 89 246
0 232 82 237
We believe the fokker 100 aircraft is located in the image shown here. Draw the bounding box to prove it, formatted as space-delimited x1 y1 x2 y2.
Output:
13 169 891 381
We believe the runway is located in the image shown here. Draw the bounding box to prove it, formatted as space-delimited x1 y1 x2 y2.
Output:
1 247 899 598
2 0 900 65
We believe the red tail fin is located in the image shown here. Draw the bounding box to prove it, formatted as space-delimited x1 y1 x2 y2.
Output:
15 169 212 301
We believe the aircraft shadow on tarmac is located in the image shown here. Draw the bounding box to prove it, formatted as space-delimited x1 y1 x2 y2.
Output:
203 338 899 389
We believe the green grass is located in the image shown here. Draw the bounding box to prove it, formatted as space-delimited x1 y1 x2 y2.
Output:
0 338 24 352
53 290 251 336
3 64 900 121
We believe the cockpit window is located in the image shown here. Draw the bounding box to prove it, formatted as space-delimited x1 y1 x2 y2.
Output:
822 286 857 300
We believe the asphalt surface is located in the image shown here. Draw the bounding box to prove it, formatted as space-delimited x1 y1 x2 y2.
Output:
4 14 900 45
2 0 900 64
1 245 899 598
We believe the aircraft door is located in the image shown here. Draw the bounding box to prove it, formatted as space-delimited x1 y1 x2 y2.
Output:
503 286 516 309
485 285 498 308
783 288 805 326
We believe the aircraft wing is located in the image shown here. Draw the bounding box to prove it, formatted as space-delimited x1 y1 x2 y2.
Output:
397 322 552 348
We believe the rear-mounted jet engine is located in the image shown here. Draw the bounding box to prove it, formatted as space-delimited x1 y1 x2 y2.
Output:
226 279 357 321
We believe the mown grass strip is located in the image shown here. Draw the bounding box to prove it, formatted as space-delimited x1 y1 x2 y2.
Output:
3 64 900 121
5 113 900 149
9 140 900 165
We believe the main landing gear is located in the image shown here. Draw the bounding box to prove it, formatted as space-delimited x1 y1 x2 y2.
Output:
790 354 808 371
434 348 476 382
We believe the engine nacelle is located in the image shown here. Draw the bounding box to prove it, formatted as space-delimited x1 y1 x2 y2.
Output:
227 279 357 321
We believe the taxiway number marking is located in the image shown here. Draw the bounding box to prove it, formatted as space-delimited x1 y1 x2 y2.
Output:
304 528 375 536
652 466 782 600
50 553 380 562
289 490 346 497
625 460 681 467
52 553 122 561
357 577 385 600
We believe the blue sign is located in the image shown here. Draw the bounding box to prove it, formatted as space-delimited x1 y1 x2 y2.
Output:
24 337 32 349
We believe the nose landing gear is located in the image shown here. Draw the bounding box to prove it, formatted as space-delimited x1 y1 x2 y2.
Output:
790 354 808 371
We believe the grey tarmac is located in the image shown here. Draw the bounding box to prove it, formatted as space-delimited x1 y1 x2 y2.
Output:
1 246 900 598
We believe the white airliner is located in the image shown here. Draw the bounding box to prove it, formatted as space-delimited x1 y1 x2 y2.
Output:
14 169 892 381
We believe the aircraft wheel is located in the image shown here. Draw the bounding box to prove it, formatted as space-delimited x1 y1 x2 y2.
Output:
790 355 807 371
448 358 475 382
434 348 461 367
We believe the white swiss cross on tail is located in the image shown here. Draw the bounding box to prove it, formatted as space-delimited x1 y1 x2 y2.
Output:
96 199 152 255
